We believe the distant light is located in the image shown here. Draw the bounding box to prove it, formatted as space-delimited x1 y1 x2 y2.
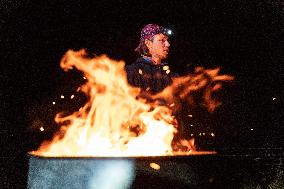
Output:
190 134 194 136
61 95 64 99
251 128 254 131
138 69 143 75
166 70 171 74
83 76 87 80
188 114 193 117
190 124 194 127
211 133 215 137
52 101 56 105
150 163 160 170
70 94 75 99
39 127 44 132
169 103 175 107
77 87 81 92
202 132 206 136
272 97 276 101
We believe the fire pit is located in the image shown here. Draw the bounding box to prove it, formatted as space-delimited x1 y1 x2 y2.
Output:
27 152 217 189
28 151 283 189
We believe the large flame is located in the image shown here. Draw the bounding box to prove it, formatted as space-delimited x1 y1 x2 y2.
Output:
34 49 233 157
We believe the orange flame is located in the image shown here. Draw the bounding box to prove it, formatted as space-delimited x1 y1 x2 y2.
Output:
34 49 233 157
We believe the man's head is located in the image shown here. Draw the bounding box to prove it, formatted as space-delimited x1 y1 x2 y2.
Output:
135 24 170 60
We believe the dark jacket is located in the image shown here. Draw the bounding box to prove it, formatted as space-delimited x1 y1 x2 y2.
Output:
126 57 177 94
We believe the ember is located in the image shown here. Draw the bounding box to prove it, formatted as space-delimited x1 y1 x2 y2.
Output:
33 49 233 157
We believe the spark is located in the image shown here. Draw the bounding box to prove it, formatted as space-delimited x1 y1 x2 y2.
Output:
272 97 276 101
251 128 254 131
166 70 171 74
150 163 160 170
70 94 75 99
83 76 87 80
138 69 143 74
61 95 64 99
39 127 44 132
52 101 56 105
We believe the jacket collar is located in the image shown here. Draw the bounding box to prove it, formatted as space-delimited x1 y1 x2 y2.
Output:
141 56 168 66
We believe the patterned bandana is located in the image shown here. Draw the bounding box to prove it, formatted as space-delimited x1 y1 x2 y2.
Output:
140 24 165 42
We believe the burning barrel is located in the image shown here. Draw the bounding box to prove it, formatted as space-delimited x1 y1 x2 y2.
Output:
28 151 283 189
27 152 218 189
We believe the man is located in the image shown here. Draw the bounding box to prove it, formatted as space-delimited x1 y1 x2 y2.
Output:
126 24 191 140
126 24 176 94
126 24 206 143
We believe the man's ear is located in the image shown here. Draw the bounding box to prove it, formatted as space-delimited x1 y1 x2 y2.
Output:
145 39 152 49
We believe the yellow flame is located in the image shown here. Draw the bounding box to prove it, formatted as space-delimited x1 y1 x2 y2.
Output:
34 49 233 157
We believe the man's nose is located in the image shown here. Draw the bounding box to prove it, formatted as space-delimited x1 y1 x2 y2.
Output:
165 41 170 47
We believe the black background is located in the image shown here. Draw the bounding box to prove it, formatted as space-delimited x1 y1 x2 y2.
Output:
1 0 283 188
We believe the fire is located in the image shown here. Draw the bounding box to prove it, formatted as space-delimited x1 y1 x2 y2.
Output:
34 49 233 157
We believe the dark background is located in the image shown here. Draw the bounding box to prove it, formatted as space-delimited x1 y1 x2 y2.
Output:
1 0 283 188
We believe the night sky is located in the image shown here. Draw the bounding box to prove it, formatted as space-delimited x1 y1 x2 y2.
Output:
1 0 283 187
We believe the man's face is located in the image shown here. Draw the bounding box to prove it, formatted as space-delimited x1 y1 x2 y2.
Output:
145 33 170 60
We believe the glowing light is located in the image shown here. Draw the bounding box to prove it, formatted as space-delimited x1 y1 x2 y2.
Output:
60 95 64 99
190 134 194 136
150 163 160 170
188 114 193 117
83 76 87 80
39 127 44 132
167 30 172 35
162 65 169 70
138 69 143 74
210 133 215 137
208 177 214 183
52 101 56 105
70 94 75 99
166 70 171 74
190 124 194 127
251 128 254 131
202 133 206 136
272 97 276 101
